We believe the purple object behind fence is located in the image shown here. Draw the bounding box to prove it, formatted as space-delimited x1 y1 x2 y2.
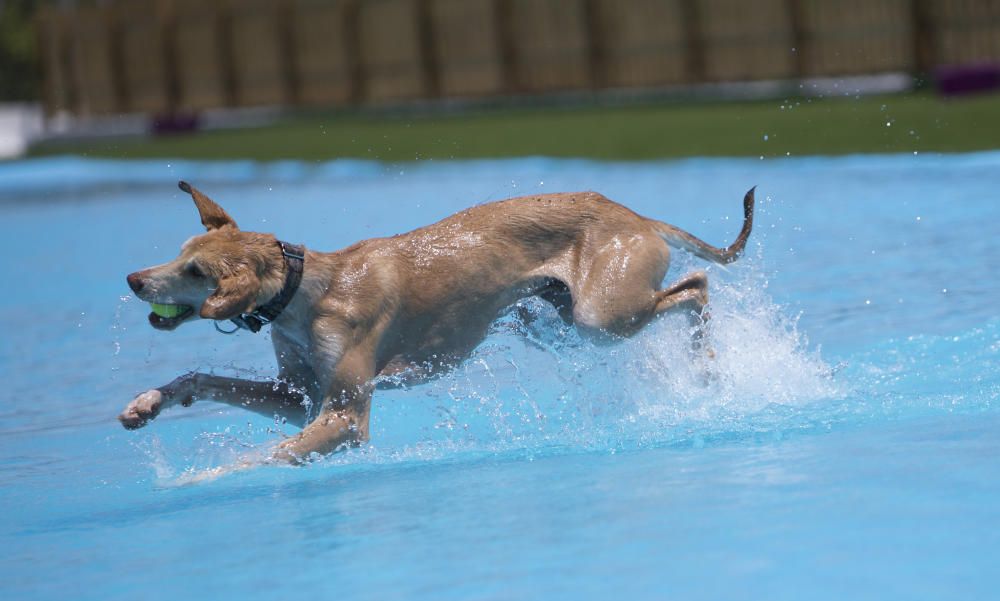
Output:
936 63 1000 96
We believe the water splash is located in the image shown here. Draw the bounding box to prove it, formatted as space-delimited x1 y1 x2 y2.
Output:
133 231 1000 481
346 257 843 466
134 435 176 482
148 257 846 477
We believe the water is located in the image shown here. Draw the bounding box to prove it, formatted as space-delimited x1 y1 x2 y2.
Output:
1 154 998 600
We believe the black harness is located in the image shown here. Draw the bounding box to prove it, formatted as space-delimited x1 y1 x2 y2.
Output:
215 240 305 334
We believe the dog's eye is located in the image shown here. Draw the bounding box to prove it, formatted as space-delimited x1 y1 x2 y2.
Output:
186 263 205 278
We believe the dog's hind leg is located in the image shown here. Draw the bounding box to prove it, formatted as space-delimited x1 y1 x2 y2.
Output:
653 270 709 325
573 261 711 350
118 373 311 430
652 271 713 356
375 358 446 389
657 270 708 301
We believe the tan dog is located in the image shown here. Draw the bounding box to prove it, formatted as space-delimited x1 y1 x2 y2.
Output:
121 182 754 465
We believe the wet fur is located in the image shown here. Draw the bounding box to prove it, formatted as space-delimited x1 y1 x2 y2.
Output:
121 183 754 466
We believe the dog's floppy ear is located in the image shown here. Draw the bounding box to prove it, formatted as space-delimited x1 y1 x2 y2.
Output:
179 180 238 231
200 266 258 320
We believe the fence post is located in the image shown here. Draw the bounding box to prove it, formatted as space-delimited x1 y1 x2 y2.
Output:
106 7 129 113
159 0 181 115
910 0 936 80
416 0 441 98
216 0 238 107
34 9 59 116
786 0 808 78
343 0 365 104
679 0 705 82
278 0 300 105
494 0 520 94
582 0 606 89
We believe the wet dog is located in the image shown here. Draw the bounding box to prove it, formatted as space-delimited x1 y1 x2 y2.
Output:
121 182 753 465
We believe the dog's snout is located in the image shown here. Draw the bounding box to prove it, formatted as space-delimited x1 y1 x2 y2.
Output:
126 272 145 294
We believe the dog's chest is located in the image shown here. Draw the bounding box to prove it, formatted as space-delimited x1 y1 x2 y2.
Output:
271 324 313 367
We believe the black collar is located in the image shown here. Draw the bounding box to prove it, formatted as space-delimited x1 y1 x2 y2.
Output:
217 240 305 334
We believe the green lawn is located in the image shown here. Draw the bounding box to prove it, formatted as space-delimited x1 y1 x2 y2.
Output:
29 92 1000 161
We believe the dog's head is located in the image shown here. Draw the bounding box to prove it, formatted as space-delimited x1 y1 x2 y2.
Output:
126 182 286 331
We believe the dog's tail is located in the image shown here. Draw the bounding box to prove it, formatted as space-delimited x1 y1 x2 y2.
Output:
653 186 755 265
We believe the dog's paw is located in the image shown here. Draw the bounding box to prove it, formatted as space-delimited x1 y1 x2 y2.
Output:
118 389 164 430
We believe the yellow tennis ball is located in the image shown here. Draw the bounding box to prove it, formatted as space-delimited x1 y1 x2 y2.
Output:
150 303 185 318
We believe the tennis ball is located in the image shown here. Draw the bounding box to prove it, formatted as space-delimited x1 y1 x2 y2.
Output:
150 303 186 318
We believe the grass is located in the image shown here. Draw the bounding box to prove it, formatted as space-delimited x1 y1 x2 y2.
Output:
28 92 1000 161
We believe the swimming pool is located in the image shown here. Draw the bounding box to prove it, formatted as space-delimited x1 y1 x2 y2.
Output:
1 153 997 600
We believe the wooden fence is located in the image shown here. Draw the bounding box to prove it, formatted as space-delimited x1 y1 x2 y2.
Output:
35 0 1000 117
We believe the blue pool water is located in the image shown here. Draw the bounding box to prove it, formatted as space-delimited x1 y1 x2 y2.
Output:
1 153 998 600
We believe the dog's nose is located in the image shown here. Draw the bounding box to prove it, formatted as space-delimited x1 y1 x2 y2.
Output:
126 272 145 294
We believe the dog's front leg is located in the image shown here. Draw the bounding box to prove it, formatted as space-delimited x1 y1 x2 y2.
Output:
118 373 308 429
271 399 370 463
271 349 374 463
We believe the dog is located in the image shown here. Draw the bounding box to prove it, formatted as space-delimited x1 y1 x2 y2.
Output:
121 181 754 465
